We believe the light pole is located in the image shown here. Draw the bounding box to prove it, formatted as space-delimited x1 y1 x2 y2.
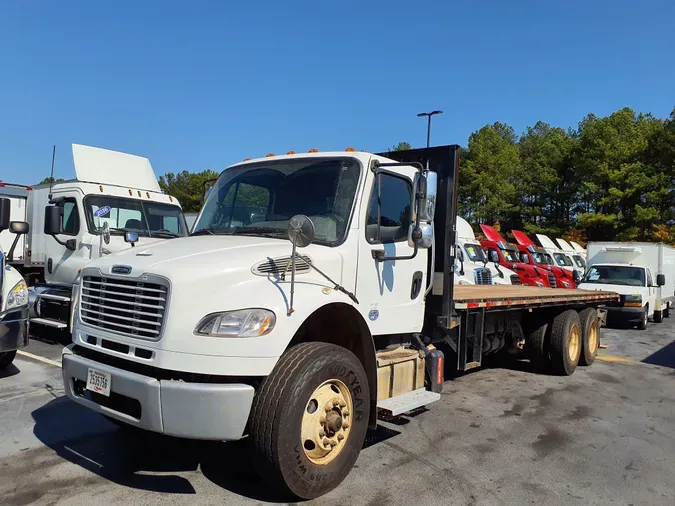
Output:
417 110 443 148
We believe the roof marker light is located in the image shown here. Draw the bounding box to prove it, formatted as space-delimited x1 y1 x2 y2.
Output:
244 157 251 161
345 147 355 152
308 148 319 153
146 191 150 198
266 153 275 157
287 150 296 155
99 185 104 193
138 190 142 197
128 189 133 196
169 195 174 202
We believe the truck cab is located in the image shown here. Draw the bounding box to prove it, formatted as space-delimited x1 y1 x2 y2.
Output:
536 233 583 280
0 198 29 371
479 224 549 287
29 144 188 331
512 230 576 289
556 238 587 273
456 217 518 285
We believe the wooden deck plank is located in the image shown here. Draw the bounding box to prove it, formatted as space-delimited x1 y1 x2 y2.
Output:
453 285 617 303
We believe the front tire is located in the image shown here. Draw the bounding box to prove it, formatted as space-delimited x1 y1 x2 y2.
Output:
637 305 648 330
550 310 582 376
0 350 17 370
578 308 599 366
249 342 370 500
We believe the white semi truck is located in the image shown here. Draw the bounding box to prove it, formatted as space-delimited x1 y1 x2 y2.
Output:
61 145 617 499
556 238 587 272
0 198 30 370
578 242 675 329
1 144 188 333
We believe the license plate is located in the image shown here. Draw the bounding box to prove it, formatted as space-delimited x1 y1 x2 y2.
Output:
86 368 111 397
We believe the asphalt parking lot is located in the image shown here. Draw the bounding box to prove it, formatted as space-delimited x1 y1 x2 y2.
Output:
1 319 674 506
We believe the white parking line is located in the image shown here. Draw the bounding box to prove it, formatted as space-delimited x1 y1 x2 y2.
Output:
16 350 62 368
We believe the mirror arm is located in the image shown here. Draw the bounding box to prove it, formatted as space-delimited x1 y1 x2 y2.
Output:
48 233 69 248
7 233 21 262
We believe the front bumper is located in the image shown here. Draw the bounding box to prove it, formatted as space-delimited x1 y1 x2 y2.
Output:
0 307 29 353
603 305 644 323
62 347 255 441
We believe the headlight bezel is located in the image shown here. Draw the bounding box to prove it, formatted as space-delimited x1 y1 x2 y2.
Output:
195 308 276 338
6 279 29 310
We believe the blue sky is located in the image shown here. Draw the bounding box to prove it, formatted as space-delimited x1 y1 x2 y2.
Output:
1 0 674 185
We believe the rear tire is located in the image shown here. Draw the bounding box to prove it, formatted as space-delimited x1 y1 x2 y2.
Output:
637 305 648 330
653 310 664 323
525 320 550 372
0 350 17 370
249 342 370 500
664 305 670 318
549 310 582 376
578 308 599 366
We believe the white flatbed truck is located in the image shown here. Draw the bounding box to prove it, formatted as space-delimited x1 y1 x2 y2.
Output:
61 145 617 499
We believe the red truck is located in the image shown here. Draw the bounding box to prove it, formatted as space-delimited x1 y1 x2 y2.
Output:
479 225 553 287
512 230 577 289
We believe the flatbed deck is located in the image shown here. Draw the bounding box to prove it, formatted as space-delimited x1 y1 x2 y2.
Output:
453 285 618 310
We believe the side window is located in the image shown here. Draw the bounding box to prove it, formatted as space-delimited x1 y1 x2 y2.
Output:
646 269 653 287
366 173 412 244
60 199 80 236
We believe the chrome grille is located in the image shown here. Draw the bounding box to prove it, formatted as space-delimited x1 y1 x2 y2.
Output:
80 275 168 340
547 273 557 288
510 274 521 285
252 255 312 277
474 268 493 285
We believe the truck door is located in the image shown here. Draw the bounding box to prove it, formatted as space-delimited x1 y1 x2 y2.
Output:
356 165 428 335
645 268 656 314
45 194 88 286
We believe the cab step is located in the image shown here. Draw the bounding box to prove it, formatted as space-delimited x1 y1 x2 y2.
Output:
37 293 71 302
377 388 441 416
31 317 68 329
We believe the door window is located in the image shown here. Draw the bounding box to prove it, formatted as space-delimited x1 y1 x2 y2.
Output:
646 269 653 287
366 173 412 244
60 199 80 236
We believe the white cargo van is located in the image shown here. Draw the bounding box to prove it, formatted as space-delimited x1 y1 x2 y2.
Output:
578 242 675 329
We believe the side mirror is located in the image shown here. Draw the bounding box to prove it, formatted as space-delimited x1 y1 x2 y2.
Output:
0 198 10 232
417 171 437 222
656 274 666 287
44 205 64 235
490 251 499 263
124 231 139 246
573 269 580 283
201 178 217 205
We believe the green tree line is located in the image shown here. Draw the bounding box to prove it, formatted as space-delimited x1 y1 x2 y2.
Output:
156 106 674 244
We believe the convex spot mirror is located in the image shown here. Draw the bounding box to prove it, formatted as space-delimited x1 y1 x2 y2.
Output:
287 215 315 248
10 221 29 235
124 231 139 246
102 222 111 245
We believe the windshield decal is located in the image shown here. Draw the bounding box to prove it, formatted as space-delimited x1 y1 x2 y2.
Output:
94 206 112 218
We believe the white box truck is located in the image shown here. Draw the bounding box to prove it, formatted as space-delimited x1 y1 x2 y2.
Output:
578 242 675 329
1 144 189 333
61 145 617 499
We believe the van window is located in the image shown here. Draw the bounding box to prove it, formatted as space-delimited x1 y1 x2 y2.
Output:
366 173 412 244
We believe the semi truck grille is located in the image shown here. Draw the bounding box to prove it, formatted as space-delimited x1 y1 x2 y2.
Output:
474 268 493 285
510 274 521 285
547 273 557 288
80 275 168 340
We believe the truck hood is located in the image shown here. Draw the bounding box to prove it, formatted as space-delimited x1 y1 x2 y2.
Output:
86 235 343 285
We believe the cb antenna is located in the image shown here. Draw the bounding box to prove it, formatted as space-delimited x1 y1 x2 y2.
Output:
48 145 56 203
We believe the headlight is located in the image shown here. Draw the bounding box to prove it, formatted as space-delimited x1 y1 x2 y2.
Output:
6 280 28 309
535 281 545 287
623 294 642 307
562 280 572 287
195 309 276 337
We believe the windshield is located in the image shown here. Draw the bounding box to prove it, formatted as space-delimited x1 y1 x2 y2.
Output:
501 248 519 262
193 157 360 244
573 255 586 268
463 243 486 263
84 196 188 238
532 251 550 265
582 265 645 286
554 253 573 267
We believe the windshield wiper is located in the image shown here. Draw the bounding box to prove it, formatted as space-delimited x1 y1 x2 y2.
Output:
229 227 288 239
150 231 180 238
191 228 217 236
